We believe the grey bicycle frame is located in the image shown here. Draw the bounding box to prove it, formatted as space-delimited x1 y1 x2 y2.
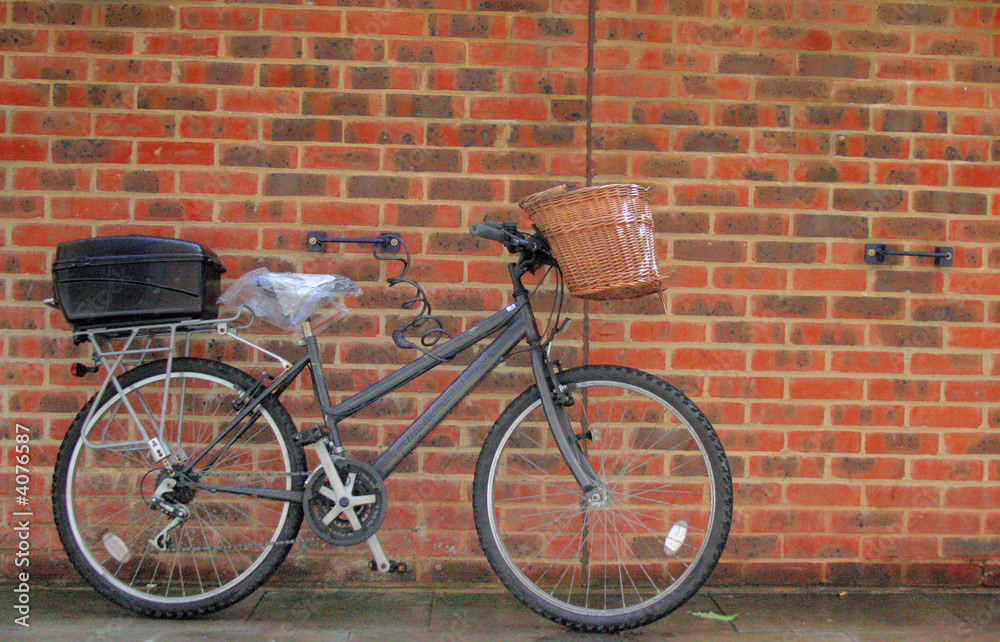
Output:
186 284 600 502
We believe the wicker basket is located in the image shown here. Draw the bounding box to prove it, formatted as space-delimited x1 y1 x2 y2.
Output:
519 183 663 300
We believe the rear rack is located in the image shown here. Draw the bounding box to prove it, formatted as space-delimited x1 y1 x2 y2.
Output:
61 307 291 461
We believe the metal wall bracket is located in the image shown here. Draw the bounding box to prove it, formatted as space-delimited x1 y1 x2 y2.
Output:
307 232 401 254
864 243 953 267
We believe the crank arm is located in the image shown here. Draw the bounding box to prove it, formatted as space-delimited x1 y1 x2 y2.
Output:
311 442 367 528
367 533 392 572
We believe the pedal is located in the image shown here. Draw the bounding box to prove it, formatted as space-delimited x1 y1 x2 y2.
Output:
369 559 408 574
293 424 327 446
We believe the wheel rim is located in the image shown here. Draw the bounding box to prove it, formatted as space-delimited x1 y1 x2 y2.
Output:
63 370 295 605
486 379 720 617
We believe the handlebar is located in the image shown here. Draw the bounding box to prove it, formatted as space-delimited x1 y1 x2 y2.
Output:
469 222 508 244
470 222 546 255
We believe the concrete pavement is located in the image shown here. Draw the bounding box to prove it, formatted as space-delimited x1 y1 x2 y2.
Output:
2 586 997 641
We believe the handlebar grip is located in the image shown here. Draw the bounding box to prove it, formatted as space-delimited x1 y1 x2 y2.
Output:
470 223 509 244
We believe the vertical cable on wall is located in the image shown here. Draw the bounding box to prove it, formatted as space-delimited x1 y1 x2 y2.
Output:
582 0 597 367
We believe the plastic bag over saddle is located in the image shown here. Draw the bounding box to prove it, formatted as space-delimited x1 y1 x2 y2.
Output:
219 268 362 331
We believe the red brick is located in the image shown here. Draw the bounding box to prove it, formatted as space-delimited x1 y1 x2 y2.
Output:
53 84 134 110
0 137 48 162
759 26 832 50
137 141 214 166
787 483 861 506
709 376 784 399
13 167 90 191
876 57 948 81
179 226 259 251
178 170 258 196
913 84 986 109
831 404 905 427
792 268 866 291
180 115 257 141
93 59 172 84
789 377 863 400
470 97 547 121
911 353 982 376
0 82 49 106
222 89 300 114
907 511 980 534
135 199 213 222
10 55 89 81
54 29 132 55
96 168 174 193
865 432 938 455
868 379 940 402
945 380 1000 406
831 457 905 480
0 196 45 219
137 86 217 112
345 11 426 37
469 42 547 67
785 535 858 559
831 350 904 374
954 164 1000 188
178 61 255 86
912 459 985 482
141 33 218 56
866 485 940 508
0 28 49 52
677 21 753 46
12 110 90 136
749 403 825 426
179 7 258 31
51 196 129 220
863 537 938 561
263 8 341 33
302 202 379 227
95 113 175 138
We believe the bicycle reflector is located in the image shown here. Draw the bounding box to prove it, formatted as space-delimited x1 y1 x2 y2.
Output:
664 520 688 555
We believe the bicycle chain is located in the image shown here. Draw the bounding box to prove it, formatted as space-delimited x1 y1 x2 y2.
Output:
195 470 311 479
171 540 297 553
163 469 324 553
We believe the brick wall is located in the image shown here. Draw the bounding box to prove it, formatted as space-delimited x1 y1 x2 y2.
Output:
2 0 1000 589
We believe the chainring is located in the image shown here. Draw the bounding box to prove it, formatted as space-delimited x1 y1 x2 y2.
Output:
303 458 387 546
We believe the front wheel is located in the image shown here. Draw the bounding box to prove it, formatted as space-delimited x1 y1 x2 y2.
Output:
473 365 732 632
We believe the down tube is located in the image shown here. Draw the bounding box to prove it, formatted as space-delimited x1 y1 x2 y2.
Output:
371 317 528 479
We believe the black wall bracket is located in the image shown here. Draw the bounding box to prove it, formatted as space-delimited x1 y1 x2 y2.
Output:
864 243 953 267
307 232 401 254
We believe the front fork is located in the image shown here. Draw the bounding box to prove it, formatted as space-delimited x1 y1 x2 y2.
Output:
529 342 604 500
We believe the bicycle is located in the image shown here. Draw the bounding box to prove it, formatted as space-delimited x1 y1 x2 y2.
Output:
49 220 733 632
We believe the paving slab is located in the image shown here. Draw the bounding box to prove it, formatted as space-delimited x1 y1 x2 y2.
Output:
926 590 1000 633
712 589 973 640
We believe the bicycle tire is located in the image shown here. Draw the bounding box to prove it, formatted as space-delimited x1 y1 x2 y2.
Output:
52 357 306 618
473 364 732 632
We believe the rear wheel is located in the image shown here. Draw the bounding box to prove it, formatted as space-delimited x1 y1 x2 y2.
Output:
52 357 306 617
473 365 732 632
